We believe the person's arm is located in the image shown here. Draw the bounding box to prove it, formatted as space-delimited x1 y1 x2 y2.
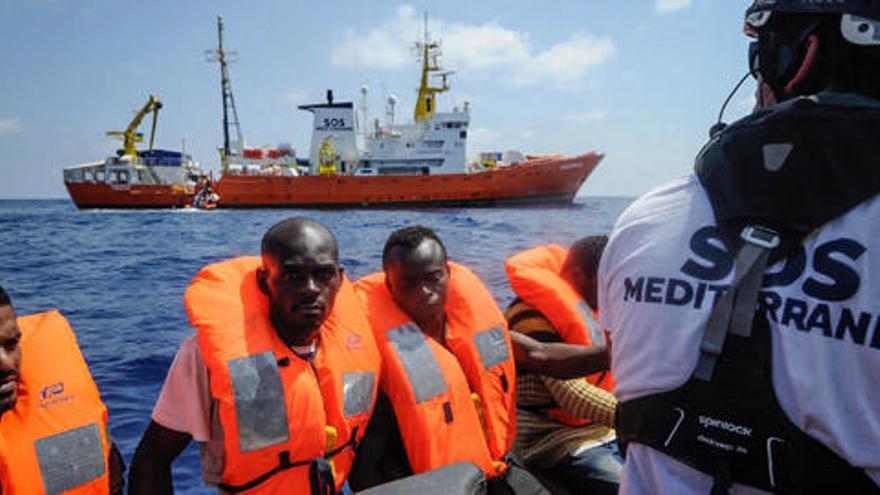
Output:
108 441 125 495
510 330 610 379
127 335 211 494
541 375 617 428
128 421 192 495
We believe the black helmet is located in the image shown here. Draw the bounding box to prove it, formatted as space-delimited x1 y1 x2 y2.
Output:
745 0 880 101
747 0 880 20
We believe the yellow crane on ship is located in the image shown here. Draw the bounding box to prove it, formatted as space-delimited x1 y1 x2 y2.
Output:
106 95 163 158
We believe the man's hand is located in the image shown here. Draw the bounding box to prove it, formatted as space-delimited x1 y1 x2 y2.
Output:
128 420 192 495
510 331 611 379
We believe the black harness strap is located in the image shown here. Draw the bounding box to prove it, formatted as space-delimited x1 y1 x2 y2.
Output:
217 427 360 494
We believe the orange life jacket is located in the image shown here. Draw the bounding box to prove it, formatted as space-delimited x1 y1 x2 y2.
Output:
505 244 615 425
184 256 380 494
354 262 516 479
0 311 112 495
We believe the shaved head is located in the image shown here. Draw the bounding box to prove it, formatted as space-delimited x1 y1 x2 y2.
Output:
261 217 339 263
258 217 342 346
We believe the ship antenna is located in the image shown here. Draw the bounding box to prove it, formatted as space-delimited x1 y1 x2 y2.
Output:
206 15 244 171
413 12 449 122
360 85 369 140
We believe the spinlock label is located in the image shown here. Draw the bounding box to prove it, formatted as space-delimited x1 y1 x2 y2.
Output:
699 415 753 437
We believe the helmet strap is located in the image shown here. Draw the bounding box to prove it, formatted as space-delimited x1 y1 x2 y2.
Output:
783 34 820 94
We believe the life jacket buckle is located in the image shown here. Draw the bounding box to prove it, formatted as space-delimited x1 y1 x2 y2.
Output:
740 226 780 250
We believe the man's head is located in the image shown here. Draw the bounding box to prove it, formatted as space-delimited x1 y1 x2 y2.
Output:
0 286 22 417
257 217 343 346
382 226 450 327
561 236 608 310
745 1 880 103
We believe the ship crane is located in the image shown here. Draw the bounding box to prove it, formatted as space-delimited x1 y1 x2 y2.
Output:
106 95 162 158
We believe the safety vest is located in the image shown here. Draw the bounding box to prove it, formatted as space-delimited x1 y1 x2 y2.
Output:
354 262 516 479
185 256 380 494
0 311 112 495
505 244 615 426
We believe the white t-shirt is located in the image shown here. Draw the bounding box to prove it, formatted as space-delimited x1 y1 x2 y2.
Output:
152 335 317 485
599 175 880 494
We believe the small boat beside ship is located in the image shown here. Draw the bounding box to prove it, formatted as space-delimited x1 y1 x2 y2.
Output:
63 95 205 209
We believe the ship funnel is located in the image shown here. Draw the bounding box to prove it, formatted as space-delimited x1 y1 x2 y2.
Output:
299 96 358 175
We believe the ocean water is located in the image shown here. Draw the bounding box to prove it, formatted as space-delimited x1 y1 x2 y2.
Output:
0 197 633 493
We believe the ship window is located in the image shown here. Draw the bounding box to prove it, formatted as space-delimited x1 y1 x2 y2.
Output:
424 140 444 149
460 131 467 139
96 171 105 182
112 170 129 184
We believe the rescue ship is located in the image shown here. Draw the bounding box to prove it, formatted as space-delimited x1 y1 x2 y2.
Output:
212 17 603 208
63 96 204 209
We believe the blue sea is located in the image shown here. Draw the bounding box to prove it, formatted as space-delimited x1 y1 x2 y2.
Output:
0 197 633 493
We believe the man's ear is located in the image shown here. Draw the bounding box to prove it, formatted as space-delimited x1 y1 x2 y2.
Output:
256 267 269 295
337 264 345 278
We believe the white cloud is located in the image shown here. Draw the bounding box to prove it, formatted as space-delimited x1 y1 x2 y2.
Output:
0 118 22 135
441 22 530 71
562 110 606 123
331 5 614 90
519 130 535 140
283 89 311 107
655 0 693 14
331 6 415 69
514 33 615 89
468 127 501 149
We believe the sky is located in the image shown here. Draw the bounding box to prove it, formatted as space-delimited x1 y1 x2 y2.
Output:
0 0 759 199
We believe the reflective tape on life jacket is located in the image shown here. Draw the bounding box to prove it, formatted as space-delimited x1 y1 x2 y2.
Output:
184 256 380 494
505 245 615 425
354 262 516 478
0 311 112 495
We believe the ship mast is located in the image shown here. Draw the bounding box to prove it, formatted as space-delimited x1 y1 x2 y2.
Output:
413 13 450 122
206 16 243 172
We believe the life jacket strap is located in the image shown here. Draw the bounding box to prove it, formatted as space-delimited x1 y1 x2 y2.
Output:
217 428 360 493
695 226 778 381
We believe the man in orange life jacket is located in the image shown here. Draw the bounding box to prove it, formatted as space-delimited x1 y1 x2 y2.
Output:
350 226 547 494
129 217 380 494
504 236 622 495
0 285 125 495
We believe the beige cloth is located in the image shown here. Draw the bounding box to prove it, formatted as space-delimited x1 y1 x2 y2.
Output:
506 300 618 468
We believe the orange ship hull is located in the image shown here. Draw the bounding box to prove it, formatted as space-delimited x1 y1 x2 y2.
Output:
216 152 602 208
65 183 193 209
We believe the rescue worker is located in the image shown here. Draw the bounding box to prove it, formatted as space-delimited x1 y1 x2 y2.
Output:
128 217 381 494
351 226 546 494
504 237 622 494
0 285 125 494
599 2 880 493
